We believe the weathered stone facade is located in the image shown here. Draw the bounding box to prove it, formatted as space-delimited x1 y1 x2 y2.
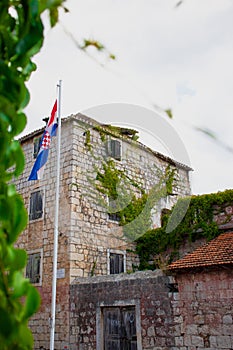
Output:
70 270 177 350
15 113 191 349
172 268 233 350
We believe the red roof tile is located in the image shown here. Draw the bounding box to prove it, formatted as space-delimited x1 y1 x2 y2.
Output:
168 232 233 271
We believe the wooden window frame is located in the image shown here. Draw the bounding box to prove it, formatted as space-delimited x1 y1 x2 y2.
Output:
107 196 121 223
29 190 44 221
107 139 122 161
33 136 42 159
107 249 126 275
25 249 43 286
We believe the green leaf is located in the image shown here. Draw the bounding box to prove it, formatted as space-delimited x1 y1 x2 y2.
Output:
15 22 44 58
8 141 25 177
11 194 28 242
22 286 40 320
165 108 173 119
0 308 13 338
11 248 27 271
17 323 34 348
12 271 29 299
50 7 59 27
11 112 27 135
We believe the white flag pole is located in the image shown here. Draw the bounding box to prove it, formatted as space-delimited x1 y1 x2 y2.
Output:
50 80 62 350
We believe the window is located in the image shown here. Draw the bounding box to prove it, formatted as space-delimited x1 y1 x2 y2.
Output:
108 212 121 222
107 139 121 160
108 196 120 222
107 249 126 274
33 137 42 158
110 253 124 274
29 190 43 220
26 251 42 284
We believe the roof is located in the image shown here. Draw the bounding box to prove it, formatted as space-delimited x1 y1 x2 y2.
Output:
19 113 192 171
168 232 233 271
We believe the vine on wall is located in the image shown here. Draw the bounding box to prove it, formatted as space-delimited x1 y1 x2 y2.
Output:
136 189 233 270
93 157 177 241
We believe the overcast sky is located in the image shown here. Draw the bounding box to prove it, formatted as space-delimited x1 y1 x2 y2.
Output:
24 0 233 195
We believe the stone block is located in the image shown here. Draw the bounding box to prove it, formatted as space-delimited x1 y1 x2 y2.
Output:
191 335 204 347
216 335 231 348
222 314 232 324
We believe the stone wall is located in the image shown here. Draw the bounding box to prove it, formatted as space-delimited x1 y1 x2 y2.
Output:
15 121 73 350
14 113 191 349
70 270 178 350
68 114 191 278
173 268 233 350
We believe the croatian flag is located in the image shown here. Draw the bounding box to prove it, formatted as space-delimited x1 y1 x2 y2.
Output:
28 101 58 180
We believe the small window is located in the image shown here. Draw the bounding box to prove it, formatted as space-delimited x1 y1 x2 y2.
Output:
107 139 121 160
26 251 42 284
108 212 121 222
33 137 42 158
108 196 121 222
110 253 124 274
29 190 43 221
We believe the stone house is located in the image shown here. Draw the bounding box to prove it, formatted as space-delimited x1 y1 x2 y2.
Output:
168 231 233 350
68 199 233 350
15 113 191 349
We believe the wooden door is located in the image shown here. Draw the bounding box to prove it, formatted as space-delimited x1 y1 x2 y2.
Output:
103 306 137 350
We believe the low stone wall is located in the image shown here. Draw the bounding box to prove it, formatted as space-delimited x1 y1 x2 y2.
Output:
173 268 233 350
70 270 178 350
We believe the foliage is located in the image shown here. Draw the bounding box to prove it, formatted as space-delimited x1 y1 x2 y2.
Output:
0 0 65 348
84 130 91 151
94 158 177 241
92 124 139 141
80 38 116 61
136 189 233 270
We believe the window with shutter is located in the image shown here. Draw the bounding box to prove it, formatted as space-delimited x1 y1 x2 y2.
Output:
33 137 42 158
110 253 124 274
107 139 121 160
26 251 41 284
108 213 121 222
29 190 43 221
108 196 120 222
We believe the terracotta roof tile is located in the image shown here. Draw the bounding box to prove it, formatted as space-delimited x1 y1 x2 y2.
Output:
168 232 233 271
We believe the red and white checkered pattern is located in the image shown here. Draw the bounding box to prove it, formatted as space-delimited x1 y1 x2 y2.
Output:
41 131 51 149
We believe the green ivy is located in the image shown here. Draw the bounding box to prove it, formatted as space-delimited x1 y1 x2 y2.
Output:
165 164 177 195
93 124 139 141
94 159 177 241
84 130 91 151
0 1 65 348
136 189 233 270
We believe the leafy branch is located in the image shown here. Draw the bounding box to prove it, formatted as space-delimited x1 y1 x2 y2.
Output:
0 0 66 348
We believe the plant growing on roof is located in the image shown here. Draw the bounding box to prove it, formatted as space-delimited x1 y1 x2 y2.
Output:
136 189 233 270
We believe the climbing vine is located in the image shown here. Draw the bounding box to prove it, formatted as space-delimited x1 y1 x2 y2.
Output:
93 158 177 241
136 189 233 270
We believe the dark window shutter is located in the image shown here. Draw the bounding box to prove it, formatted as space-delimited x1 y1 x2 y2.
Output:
108 197 120 222
26 252 41 284
107 140 121 160
110 253 124 274
33 137 42 158
29 191 43 220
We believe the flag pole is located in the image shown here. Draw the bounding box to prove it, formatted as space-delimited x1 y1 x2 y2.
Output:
50 80 62 350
